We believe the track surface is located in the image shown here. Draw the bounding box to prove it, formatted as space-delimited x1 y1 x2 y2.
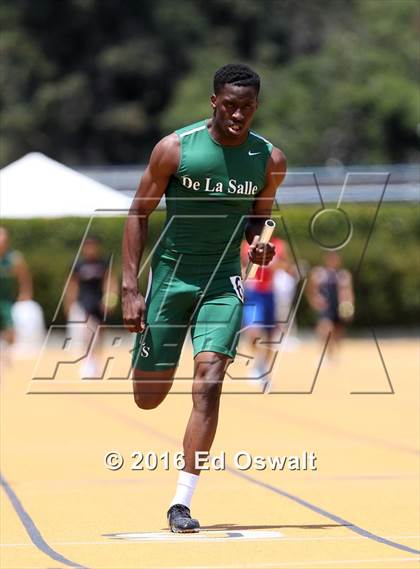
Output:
1 337 419 569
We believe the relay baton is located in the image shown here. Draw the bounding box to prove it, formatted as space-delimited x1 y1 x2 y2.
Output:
245 219 276 280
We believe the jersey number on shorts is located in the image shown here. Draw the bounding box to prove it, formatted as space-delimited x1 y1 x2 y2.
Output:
230 276 244 303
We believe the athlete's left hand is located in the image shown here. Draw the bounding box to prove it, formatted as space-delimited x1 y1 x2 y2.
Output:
248 236 276 266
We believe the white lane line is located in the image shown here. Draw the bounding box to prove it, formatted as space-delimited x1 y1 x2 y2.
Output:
1 562 418 569
1 534 419 547
150 558 420 568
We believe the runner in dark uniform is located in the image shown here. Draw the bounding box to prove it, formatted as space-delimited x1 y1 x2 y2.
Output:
64 236 118 377
307 252 354 361
73 251 110 322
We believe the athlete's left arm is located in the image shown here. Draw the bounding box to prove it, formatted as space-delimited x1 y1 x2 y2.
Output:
245 147 287 266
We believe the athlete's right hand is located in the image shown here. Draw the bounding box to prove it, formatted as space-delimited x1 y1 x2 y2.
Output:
122 289 146 333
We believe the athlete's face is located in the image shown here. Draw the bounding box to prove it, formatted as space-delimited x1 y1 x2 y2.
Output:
211 84 258 139
325 252 341 270
82 239 101 261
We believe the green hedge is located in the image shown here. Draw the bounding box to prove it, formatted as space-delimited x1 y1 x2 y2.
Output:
2 203 419 327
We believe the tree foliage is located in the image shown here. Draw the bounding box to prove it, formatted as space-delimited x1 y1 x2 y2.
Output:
1 0 418 166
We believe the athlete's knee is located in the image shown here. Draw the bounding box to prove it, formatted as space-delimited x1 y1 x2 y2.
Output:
133 390 162 410
132 370 175 410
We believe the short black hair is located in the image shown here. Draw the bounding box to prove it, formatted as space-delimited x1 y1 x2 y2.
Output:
213 64 260 95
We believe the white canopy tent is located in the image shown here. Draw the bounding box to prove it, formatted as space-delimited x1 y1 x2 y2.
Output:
0 152 132 218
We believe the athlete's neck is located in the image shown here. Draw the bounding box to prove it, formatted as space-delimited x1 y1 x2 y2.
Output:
206 119 249 147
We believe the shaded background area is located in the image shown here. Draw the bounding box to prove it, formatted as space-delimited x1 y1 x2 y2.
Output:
1 0 419 167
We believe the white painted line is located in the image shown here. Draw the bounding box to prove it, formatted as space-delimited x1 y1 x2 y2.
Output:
1 534 418 547
154 558 420 569
110 529 282 541
0 561 418 569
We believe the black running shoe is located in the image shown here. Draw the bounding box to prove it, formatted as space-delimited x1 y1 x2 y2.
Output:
167 504 200 533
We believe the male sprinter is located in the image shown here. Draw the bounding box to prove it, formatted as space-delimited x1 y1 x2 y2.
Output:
122 64 286 532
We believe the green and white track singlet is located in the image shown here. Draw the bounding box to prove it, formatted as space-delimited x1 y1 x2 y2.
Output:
133 120 274 371
159 119 273 263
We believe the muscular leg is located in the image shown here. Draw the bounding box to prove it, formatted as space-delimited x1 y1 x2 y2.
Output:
133 367 176 410
330 322 345 359
183 351 230 475
317 317 333 349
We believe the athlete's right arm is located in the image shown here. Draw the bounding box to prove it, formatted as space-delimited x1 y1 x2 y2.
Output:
122 133 179 333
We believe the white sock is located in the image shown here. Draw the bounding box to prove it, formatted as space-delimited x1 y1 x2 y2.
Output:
169 471 199 509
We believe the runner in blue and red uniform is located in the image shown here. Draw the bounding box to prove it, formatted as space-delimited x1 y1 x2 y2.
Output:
241 236 286 384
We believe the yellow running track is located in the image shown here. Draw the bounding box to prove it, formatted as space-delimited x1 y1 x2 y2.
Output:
1 337 419 569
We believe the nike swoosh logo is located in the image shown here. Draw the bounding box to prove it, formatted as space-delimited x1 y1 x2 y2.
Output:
248 151 261 156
